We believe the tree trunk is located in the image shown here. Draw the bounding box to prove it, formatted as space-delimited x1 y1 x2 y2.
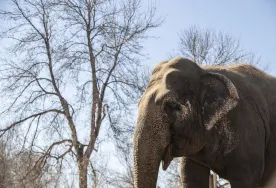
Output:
78 159 88 188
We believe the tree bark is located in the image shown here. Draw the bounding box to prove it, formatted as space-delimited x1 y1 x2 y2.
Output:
78 155 88 188
78 164 88 188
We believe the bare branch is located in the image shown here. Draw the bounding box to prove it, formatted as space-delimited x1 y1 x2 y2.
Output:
178 25 262 67
0 109 64 137
0 0 162 187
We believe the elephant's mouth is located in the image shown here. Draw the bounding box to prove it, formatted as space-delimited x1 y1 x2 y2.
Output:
161 134 191 170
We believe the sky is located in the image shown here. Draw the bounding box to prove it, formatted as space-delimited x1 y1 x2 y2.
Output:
2 0 274 65
143 0 276 74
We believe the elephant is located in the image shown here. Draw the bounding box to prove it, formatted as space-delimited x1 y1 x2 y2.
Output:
133 56 276 188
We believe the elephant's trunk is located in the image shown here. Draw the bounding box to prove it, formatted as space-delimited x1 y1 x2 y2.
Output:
133 124 161 187
133 102 172 188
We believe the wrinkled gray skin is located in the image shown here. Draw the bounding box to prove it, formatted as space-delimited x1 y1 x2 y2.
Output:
133 57 276 188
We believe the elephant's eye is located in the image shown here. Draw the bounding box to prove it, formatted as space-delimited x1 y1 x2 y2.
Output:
164 101 181 114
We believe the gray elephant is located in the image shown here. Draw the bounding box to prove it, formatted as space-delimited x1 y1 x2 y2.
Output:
133 57 276 188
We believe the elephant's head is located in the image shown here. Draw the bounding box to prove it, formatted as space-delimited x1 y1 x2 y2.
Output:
133 57 239 188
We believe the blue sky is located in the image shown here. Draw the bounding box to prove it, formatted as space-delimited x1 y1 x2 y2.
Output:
0 0 275 71
143 0 276 74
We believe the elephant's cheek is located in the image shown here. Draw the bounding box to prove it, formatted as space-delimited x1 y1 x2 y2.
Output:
172 136 205 157
189 136 205 154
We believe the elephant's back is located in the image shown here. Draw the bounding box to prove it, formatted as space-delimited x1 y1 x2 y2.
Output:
203 63 276 96
203 63 274 81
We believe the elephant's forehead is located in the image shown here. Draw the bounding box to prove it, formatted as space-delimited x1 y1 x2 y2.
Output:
151 56 198 75
147 57 200 90
147 67 174 90
139 57 200 106
140 67 179 104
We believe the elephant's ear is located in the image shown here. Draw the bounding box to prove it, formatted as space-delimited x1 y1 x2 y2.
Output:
201 72 239 130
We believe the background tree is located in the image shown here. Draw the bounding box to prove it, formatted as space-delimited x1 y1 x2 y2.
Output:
0 141 12 188
0 0 162 187
177 25 262 67
0 140 61 188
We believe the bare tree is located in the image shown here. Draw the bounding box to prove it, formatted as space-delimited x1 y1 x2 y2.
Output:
0 141 13 188
111 143 135 188
0 140 61 188
177 25 261 67
10 151 62 188
0 0 162 188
